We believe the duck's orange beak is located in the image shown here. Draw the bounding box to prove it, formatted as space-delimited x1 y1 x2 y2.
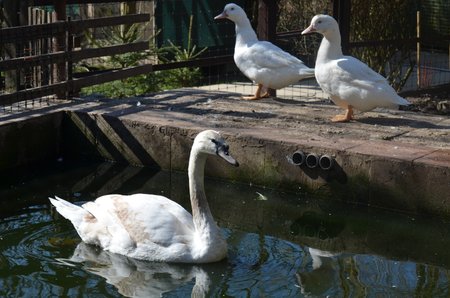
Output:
301 24 316 35
214 11 228 20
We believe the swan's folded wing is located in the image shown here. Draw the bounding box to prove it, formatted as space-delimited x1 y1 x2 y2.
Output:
82 197 136 249
107 194 195 247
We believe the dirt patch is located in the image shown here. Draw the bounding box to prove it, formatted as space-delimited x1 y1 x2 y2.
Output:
403 90 450 115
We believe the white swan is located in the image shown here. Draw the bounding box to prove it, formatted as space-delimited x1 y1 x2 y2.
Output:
302 14 410 122
49 130 239 263
215 3 315 100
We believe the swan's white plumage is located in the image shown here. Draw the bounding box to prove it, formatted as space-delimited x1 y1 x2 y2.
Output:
50 130 238 263
215 3 314 99
302 14 409 120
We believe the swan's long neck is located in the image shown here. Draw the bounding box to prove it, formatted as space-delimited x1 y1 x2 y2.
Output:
317 28 343 65
188 148 219 233
234 18 258 49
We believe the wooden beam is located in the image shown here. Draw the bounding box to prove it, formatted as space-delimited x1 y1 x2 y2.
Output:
0 42 149 71
0 14 150 44
0 82 68 105
0 22 66 44
71 64 154 90
33 0 138 5
71 41 149 61
68 14 150 33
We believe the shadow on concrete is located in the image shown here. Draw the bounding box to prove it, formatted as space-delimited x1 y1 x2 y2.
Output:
272 97 331 106
357 116 450 129
0 101 76 122
65 111 160 168
75 89 279 122
300 162 348 184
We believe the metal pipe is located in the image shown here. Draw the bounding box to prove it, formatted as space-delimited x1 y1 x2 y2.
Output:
292 150 305 166
305 153 319 168
319 154 334 170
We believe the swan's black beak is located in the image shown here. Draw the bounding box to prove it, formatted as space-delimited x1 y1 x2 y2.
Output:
218 148 239 167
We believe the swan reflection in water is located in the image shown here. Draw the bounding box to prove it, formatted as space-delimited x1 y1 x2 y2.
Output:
296 247 340 297
60 242 212 297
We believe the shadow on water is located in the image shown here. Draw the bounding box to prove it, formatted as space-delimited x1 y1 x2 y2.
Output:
1 160 450 297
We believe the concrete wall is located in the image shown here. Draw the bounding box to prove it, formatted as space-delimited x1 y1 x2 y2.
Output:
0 109 448 217
60 110 450 218
0 112 63 170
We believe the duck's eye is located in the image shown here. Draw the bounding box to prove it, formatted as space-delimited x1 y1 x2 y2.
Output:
230 7 234 10
318 20 322 24
211 139 218 145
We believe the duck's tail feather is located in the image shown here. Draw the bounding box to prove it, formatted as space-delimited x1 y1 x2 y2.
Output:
395 95 410 106
49 196 91 228
298 67 316 80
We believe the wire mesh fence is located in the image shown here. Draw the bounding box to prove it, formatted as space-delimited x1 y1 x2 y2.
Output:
0 0 449 115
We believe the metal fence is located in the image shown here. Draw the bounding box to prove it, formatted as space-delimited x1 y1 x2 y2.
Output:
0 0 449 113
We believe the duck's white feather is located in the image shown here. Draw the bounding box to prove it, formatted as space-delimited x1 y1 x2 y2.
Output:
317 57 409 111
235 41 314 89
216 3 314 91
50 130 238 263
303 14 409 112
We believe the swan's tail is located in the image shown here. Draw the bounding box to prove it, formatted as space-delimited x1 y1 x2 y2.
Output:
49 196 90 228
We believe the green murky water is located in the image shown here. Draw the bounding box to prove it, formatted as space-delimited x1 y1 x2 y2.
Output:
1 160 450 297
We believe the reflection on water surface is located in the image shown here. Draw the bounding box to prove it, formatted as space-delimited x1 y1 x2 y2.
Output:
0 160 449 297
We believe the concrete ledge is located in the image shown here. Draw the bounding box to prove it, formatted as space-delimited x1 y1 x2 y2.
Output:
0 89 449 217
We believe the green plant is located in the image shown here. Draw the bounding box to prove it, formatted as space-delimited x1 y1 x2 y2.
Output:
80 16 166 98
158 15 208 89
348 0 417 91
81 13 208 98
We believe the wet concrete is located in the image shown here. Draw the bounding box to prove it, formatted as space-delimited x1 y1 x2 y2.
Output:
0 89 449 216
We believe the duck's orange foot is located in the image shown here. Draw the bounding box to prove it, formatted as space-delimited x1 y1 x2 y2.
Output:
242 95 263 100
260 92 271 98
331 114 352 122
331 107 354 122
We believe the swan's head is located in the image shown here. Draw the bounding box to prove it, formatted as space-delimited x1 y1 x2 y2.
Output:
301 14 339 36
214 3 247 24
193 130 239 167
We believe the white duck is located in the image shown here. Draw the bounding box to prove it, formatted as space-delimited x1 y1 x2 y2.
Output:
215 3 315 100
49 130 239 263
302 14 410 122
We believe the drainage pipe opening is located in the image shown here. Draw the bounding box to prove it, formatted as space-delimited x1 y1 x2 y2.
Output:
319 155 334 170
292 151 305 166
305 153 319 168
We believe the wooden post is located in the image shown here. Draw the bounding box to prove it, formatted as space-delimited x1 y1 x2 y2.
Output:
121 1 137 37
257 0 277 97
416 11 421 88
2 0 28 93
257 0 277 42
54 0 67 98
332 0 351 55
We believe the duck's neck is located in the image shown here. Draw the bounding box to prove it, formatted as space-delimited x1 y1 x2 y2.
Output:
188 149 218 233
234 18 258 48
317 29 343 64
